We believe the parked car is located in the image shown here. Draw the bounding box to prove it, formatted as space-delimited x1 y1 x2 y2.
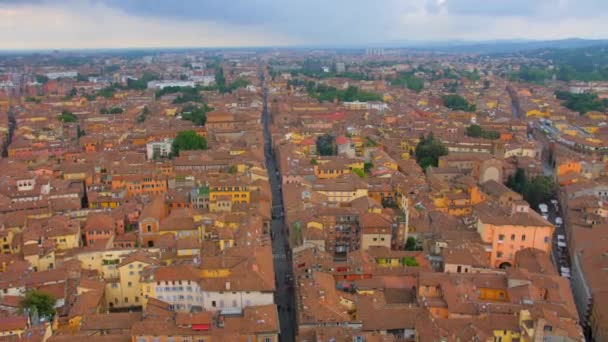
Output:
538 203 549 214
551 199 559 210
555 217 563 226
557 234 567 248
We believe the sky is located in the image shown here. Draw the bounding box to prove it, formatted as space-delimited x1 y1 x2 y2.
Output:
1 0 608 49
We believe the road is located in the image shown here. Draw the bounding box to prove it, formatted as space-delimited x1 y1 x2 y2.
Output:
260 67 297 341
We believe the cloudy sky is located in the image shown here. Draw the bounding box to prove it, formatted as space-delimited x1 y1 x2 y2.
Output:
1 0 608 49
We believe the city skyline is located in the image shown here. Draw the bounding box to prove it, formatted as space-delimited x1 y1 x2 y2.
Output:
2 0 608 49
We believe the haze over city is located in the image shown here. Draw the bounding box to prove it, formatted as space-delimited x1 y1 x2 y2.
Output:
2 0 608 49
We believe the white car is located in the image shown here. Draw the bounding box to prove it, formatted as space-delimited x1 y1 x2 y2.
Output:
557 234 567 248
550 199 558 205
538 203 549 214
555 217 563 226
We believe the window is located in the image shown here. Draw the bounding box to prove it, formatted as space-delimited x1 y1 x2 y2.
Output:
135 296 139 302
498 234 505 241
497 252 503 258
233 299 238 307
373 238 377 241
510 234 515 241
263 338 272 342
521 234 526 241
212 300 216 307
125 297 128 303
128 282 132 287
147 225 152 233
544 236 550 243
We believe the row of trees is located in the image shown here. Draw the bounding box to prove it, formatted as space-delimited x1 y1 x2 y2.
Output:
555 90 608 114
389 72 424 92
307 84 382 103
506 168 555 210
212 67 250 94
100 107 124 114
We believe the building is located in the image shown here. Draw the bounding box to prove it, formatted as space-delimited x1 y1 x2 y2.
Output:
475 202 554 268
146 138 173 160
147 80 195 90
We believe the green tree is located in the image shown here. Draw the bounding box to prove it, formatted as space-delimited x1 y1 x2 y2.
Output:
415 133 448 169
352 168 366 178
405 237 423 251
76 73 88 82
442 95 476 112
523 176 555 210
390 72 424 92
58 110 77 123
466 124 500 140
76 125 85 138
505 168 555 209
172 130 207 157
180 104 211 126
21 290 56 319
316 134 337 156
403 256 419 266
35 75 49 84
506 168 527 194
109 107 123 114
126 71 159 90
466 124 483 138
97 85 117 99
554 90 606 114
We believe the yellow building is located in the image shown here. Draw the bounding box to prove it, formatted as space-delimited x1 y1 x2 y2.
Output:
23 245 56 272
209 184 251 204
105 252 157 309
0 229 20 255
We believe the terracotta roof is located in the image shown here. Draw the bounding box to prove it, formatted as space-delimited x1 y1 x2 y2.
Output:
0 316 27 332
80 312 142 332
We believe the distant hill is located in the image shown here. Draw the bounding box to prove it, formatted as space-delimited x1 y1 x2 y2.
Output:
377 38 608 54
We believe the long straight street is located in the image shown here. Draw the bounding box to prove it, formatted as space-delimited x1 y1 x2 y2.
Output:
260 67 297 342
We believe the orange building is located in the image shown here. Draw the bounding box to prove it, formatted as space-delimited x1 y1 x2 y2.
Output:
112 174 167 197
555 158 582 186
475 202 554 268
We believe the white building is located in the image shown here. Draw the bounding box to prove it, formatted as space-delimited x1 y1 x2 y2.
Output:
146 138 173 160
45 71 78 80
147 80 195 90
191 75 216 86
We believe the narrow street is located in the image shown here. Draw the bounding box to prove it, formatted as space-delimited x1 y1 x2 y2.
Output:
260 67 297 342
